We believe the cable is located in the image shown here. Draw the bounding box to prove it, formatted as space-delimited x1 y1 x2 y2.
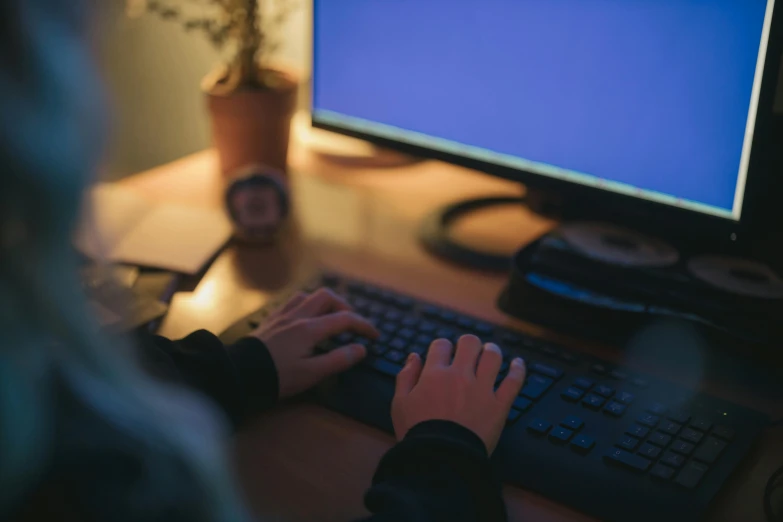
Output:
419 195 527 272
766 464 783 522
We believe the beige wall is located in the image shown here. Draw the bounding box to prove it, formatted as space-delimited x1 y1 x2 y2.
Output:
99 0 310 179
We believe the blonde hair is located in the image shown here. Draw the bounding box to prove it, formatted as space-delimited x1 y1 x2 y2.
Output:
0 1 248 520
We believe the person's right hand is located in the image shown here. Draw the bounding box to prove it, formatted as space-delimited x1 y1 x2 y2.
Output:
391 335 526 454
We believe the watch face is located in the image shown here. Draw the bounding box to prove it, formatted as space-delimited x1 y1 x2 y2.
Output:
226 173 288 241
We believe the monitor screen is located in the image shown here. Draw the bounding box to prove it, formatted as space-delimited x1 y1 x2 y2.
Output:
312 0 776 221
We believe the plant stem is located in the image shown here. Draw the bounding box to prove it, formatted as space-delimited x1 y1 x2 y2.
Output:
235 0 261 86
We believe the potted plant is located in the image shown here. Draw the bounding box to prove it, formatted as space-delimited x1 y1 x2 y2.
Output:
128 0 300 177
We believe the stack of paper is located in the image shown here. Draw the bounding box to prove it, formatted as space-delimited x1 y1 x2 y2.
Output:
77 183 232 274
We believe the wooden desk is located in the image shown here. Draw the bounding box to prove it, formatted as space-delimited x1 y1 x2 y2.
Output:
122 143 783 522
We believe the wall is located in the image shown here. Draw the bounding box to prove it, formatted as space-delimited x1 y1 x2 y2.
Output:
98 0 310 180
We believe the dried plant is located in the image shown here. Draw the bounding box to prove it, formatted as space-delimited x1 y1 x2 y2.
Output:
127 0 300 92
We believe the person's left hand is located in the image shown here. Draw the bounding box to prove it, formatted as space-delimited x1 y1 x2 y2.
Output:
250 288 379 398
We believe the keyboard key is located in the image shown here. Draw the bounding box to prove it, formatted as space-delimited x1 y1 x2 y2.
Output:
355 336 371 346
637 414 660 427
541 345 560 358
559 352 581 365
549 426 574 444
648 432 672 447
435 328 455 340
593 385 615 397
667 410 691 424
681 428 704 445
369 342 388 356
571 434 596 455
369 303 386 315
527 418 552 435
616 391 635 404
380 322 398 334
626 424 650 438
690 418 713 432
415 334 434 346
435 310 454 323
670 440 695 456
393 296 414 309
650 463 676 481
609 370 627 380
366 357 402 377
603 401 627 417
692 437 727 464
418 321 437 333
646 402 668 416
500 332 522 346
573 377 595 389
561 387 585 402
582 394 606 410
408 344 427 357
474 323 494 336
513 397 533 412
561 416 584 431
384 310 402 322
713 425 735 441
591 364 608 375
530 363 564 380
398 328 416 340
401 317 418 328
378 290 397 304
456 316 474 329
674 461 709 489
389 338 408 352
617 435 640 452
637 443 662 460
384 350 406 363
658 420 682 436
605 448 652 472
507 409 523 424
420 305 440 317
521 375 554 400
660 451 686 469
631 377 650 388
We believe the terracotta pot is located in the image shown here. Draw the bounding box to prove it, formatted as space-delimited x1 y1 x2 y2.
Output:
204 67 298 177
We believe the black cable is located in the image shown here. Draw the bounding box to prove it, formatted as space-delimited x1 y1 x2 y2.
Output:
419 195 527 272
766 464 783 522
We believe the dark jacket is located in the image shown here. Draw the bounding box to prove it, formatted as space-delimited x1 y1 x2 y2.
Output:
12 331 507 522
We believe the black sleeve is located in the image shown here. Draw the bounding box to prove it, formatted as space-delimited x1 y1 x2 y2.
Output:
138 330 279 428
359 420 507 522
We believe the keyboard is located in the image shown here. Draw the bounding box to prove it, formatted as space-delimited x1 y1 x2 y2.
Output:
219 272 769 522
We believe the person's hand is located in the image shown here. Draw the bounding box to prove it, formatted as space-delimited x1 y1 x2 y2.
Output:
250 288 379 398
391 335 527 454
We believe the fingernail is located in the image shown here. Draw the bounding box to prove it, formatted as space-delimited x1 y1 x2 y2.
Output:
512 357 525 368
485 343 501 354
350 344 366 362
406 353 418 364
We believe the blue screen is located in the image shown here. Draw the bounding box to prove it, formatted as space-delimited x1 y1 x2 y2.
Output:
313 0 772 218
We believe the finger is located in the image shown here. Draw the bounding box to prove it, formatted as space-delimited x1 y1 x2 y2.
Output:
452 334 482 373
476 343 503 384
496 358 527 408
290 288 352 319
277 292 308 315
305 311 379 342
424 338 453 369
395 353 423 397
305 344 366 379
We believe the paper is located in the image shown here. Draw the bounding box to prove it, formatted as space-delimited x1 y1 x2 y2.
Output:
78 183 232 274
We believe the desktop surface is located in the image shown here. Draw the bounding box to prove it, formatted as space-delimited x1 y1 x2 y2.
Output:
122 147 783 521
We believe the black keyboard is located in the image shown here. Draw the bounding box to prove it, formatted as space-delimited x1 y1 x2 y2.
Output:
220 273 769 522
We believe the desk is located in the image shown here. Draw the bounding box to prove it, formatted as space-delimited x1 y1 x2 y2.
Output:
121 142 783 522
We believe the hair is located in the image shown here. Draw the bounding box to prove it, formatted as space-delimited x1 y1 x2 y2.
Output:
0 1 249 520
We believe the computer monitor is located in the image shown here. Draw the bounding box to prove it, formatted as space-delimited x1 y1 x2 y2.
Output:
312 1 783 251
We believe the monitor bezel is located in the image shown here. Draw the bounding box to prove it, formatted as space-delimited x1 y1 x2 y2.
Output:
311 1 783 253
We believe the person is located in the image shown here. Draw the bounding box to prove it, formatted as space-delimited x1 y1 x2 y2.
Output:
0 2 528 522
